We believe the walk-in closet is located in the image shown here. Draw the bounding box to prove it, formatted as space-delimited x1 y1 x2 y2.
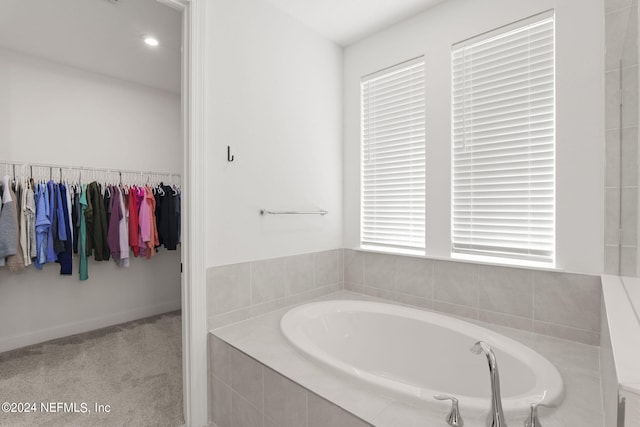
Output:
0 0 184 425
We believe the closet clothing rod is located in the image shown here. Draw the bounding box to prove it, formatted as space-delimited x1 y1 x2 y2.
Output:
260 209 328 216
0 160 180 178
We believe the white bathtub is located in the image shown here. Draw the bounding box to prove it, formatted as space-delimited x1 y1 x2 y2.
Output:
281 300 564 416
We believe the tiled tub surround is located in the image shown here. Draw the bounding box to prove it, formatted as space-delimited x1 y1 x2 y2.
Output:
209 334 370 427
344 250 602 345
209 291 603 426
206 249 344 329
206 249 602 345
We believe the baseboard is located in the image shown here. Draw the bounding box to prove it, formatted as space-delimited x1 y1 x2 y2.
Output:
0 299 182 353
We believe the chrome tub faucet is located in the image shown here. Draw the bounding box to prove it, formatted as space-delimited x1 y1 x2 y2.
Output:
471 341 508 427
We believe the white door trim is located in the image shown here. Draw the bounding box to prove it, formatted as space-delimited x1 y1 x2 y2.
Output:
183 1 208 425
156 0 208 425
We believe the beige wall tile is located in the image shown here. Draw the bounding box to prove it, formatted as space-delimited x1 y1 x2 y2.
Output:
207 263 251 315
252 258 286 304
395 257 432 299
231 392 262 427
308 393 371 427
285 253 314 296
534 272 601 332
434 260 478 307
230 347 264 411
315 250 339 286
478 265 533 318
211 376 232 427
210 335 231 385
345 250 365 285
364 252 396 291
263 367 307 427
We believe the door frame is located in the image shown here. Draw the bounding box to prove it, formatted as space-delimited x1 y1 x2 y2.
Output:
157 0 208 426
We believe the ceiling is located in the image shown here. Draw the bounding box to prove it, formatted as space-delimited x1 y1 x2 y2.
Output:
264 0 447 46
0 0 181 94
0 0 446 93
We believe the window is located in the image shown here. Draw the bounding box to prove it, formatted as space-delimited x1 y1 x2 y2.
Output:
451 12 555 264
361 57 426 251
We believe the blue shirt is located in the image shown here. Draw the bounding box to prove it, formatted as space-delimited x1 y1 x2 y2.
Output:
34 183 50 269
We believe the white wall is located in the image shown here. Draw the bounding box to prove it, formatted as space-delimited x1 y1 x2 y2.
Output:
0 48 181 171
0 48 182 352
343 0 605 274
204 0 343 267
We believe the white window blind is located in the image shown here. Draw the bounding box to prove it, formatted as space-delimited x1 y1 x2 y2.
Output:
451 13 555 264
361 57 426 251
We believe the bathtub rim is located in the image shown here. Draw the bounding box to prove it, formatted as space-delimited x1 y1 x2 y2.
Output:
280 299 565 414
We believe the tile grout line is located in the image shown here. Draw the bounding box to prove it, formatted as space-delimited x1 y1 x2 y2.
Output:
431 259 435 300
261 364 266 427
362 252 367 291
305 388 309 427
312 252 317 290
250 261 255 307
476 264 480 319
532 271 536 332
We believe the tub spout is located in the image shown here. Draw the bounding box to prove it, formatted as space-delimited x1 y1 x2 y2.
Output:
470 341 508 427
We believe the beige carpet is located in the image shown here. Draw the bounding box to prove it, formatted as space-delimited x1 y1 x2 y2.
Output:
0 312 183 427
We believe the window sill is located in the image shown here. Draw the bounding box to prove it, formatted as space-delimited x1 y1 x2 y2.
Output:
450 252 560 272
353 246 563 273
359 245 425 258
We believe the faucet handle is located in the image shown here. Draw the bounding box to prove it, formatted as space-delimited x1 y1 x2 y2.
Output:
524 402 556 427
434 394 464 427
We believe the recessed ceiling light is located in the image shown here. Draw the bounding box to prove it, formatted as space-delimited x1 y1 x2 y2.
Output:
143 36 159 47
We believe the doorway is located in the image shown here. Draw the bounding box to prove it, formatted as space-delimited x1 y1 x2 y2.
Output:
0 0 208 424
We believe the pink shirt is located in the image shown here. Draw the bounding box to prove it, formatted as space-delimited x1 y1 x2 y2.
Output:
138 187 151 258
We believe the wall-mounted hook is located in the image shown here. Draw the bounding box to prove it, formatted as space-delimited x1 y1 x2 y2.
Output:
227 146 235 162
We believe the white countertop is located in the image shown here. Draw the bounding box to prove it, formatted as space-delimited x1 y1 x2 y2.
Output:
210 290 603 427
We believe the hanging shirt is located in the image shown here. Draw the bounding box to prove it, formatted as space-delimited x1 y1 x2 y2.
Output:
107 185 122 263
65 183 73 246
159 184 179 250
154 188 162 246
72 188 80 254
104 188 112 229
6 186 25 272
79 184 88 281
45 180 57 263
147 187 159 256
52 183 65 256
0 176 17 260
58 184 72 275
117 187 130 267
84 182 110 261
56 183 67 243
128 186 140 257
19 181 30 266
138 187 151 259
25 184 36 262
176 192 181 244
34 183 50 269
86 182 109 261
